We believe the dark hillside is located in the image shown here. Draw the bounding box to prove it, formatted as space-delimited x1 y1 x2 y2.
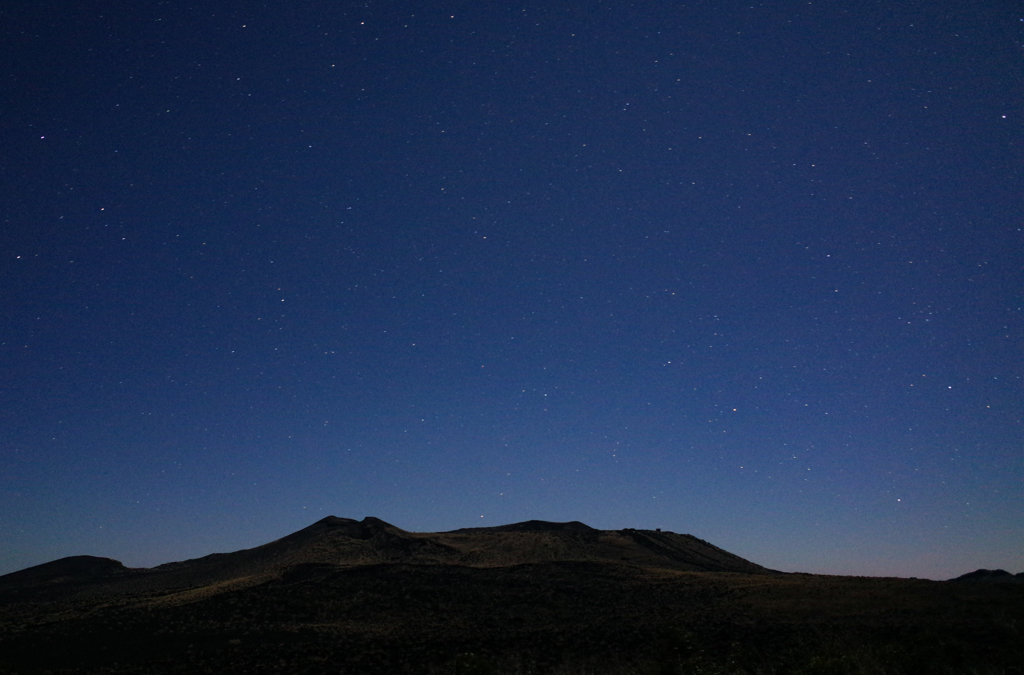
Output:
0 516 772 603
1 518 1020 674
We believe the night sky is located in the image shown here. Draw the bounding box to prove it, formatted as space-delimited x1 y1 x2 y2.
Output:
2 1 1022 580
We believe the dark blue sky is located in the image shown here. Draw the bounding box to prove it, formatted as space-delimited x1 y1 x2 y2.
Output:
2 1 1021 579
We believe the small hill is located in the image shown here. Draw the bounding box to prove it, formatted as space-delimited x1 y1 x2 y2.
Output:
0 555 131 604
0 555 127 587
952 569 1024 583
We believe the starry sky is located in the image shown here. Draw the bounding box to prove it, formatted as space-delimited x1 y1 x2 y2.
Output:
2 1 1022 580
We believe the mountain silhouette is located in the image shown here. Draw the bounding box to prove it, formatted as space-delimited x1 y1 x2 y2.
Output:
3 518 1023 675
0 517 770 602
952 568 1024 583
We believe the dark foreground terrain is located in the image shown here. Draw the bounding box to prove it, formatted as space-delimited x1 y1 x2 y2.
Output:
1 517 1021 674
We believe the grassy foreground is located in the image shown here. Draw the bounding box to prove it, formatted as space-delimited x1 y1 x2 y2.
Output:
1 563 1021 674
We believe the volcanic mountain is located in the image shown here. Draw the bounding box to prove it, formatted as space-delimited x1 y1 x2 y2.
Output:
3 518 1022 675
0 516 770 602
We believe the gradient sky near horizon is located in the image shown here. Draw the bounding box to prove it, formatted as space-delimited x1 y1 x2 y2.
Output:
1 1 1022 580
